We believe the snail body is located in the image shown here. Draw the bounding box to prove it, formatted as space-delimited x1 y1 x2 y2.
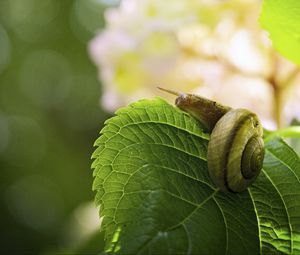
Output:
158 87 264 193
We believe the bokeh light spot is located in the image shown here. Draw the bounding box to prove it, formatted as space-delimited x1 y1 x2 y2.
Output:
0 113 10 155
70 0 105 42
2 116 45 168
0 0 60 42
19 50 72 109
5 176 65 233
0 25 11 73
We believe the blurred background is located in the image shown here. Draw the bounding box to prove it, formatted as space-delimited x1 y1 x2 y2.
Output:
0 0 299 254
0 0 118 254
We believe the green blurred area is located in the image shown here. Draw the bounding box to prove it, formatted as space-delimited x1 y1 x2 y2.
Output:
0 0 113 253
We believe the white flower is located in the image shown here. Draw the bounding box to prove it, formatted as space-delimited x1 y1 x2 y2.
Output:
89 0 300 129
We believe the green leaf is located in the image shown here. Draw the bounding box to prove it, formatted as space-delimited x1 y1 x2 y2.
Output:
260 0 300 65
92 98 300 254
264 126 300 142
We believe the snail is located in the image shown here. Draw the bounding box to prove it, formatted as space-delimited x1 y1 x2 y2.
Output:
158 87 264 193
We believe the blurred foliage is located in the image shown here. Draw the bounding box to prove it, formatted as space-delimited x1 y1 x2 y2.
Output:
260 0 300 66
0 0 114 254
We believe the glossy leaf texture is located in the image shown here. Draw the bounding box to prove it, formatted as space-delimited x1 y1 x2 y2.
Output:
91 98 300 254
260 0 300 66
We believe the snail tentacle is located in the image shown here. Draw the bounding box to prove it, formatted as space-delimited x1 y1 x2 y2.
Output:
159 88 264 193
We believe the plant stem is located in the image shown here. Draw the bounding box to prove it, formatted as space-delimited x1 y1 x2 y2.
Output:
268 54 300 129
268 75 282 129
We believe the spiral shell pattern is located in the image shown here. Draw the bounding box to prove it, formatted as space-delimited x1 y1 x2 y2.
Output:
207 109 264 192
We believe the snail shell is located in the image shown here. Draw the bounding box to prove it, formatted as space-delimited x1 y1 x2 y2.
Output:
207 109 264 192
158 87 264 192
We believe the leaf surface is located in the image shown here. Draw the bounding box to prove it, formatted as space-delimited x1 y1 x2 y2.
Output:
92 98 300 254
260 0 300 65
